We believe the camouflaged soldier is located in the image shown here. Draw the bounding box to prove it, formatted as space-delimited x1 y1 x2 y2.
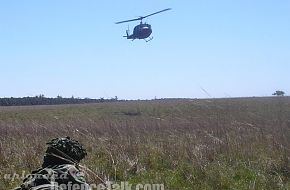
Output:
14 137 91 190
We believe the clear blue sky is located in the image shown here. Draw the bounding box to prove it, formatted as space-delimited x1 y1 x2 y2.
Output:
0 0 289 99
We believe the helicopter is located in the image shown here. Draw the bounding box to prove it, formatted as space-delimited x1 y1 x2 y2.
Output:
115 8 171 42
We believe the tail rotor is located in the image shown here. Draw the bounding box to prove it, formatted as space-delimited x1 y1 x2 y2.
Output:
123 25 130 38
126 25 130 37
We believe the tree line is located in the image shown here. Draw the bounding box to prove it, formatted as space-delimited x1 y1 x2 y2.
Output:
0 95 119 106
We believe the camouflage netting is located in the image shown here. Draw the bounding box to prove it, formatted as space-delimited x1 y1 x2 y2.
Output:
46 137 87 163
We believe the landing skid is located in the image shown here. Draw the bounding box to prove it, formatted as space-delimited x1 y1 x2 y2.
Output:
144 36 153 42
128 37 153 42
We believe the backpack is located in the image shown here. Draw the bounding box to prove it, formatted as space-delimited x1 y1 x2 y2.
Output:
14 164 90 190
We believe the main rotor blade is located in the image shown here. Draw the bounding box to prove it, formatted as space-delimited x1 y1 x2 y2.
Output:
142 8 171 19
115 17 141 24
115 8 171 24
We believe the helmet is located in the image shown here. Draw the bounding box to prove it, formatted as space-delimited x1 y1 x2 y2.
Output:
45 137 87 164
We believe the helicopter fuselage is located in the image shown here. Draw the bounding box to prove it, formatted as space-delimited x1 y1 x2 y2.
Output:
126 23 152 40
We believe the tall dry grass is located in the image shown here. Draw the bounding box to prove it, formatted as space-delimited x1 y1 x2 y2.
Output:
0 97 289 189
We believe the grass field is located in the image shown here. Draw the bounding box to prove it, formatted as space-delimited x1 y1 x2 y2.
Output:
0 97 290 189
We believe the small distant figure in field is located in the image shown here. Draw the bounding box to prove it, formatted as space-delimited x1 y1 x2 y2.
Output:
14 137 90 190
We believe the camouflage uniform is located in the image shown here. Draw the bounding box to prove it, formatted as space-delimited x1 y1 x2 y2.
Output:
14 137 91 190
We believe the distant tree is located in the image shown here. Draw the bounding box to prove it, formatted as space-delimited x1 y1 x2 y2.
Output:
57 95 62 99
272 90 285 96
